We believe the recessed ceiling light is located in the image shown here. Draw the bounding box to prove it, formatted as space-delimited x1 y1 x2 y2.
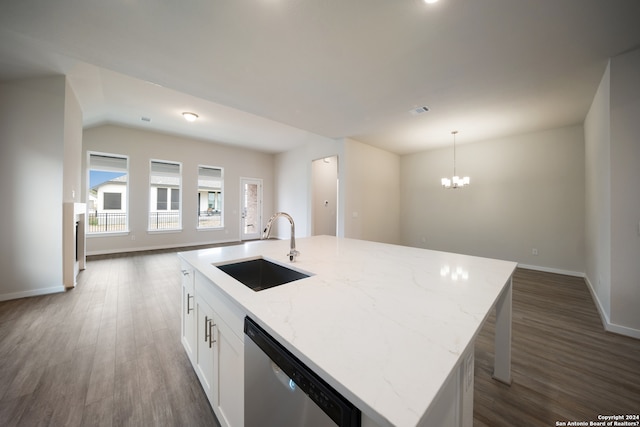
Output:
182 112 198 122
424 0 439 3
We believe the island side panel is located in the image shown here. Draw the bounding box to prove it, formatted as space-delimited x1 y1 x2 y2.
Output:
492 276 513 384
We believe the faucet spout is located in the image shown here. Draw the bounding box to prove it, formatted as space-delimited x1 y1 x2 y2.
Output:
262 212 299 261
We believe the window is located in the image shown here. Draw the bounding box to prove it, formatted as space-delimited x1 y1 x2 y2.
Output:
87 152 128 233
157 188 168 210
149 160 182 231
103 192 122 210
198 166 223 229
171 188 180 210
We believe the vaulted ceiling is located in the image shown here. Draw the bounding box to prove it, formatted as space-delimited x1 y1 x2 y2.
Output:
1 0 639 154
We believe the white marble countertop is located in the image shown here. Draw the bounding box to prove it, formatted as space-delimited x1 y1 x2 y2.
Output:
178 236 517 427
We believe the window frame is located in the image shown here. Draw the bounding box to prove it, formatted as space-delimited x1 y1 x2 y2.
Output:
87 151 129 235
197 165 224 230
149 159 182 232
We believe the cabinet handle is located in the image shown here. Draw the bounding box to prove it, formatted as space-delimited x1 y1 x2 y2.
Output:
186 293 193 314
181 269 190 276
209 321 216 348
204 316 216 348
204 316 210 343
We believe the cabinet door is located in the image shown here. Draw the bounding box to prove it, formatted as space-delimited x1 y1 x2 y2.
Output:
214 317 244 427
196 296 216 402
180 267 196 364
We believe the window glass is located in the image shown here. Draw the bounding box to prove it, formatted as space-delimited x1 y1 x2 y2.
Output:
88 153 128 233
198 166 223 229
103 192 122 210
149 160 181 231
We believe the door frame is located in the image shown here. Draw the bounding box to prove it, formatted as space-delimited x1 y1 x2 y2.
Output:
239 177 263 241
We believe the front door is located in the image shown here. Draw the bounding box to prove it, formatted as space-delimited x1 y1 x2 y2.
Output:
240 178 262 241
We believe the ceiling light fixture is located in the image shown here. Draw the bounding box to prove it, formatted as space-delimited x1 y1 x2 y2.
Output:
441 131 470 189
424 0 439 4
410 106 430 116
182 112 198 122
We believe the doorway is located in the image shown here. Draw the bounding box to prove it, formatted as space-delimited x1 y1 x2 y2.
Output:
240 178 262 241
311 156 338 236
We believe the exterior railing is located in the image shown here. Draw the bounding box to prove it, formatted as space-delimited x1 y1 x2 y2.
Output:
89 211 219 232
198 210 222 228
149 211 181 230
88 212 127 233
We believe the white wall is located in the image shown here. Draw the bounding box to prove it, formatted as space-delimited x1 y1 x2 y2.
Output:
273 145 313 239
609 48 640 333
274 136 401 245
343 138 401 244
82 125 274 254
0 76 79 300
312 155 338 236
273 134 344 239
63 80 83 203
584 48 640 338
400 126 585 274
584 61 611 318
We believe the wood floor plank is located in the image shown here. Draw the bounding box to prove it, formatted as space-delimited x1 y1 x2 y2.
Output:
0 396 30 427
85 358 116 406
112 359 144 427
82 396 114 427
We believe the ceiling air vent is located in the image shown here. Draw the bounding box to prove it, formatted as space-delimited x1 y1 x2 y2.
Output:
410 106 430 116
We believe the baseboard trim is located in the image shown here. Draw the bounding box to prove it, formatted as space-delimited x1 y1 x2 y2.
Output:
584 274 610 329
0 286 66 302
86 239 241 257
604 322 640 339
584 275 640 340
516 263 585 278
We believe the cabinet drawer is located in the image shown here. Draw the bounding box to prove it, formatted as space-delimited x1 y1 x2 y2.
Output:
180 261 195 291
195 271 245 340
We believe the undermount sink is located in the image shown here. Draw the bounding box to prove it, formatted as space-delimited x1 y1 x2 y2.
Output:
215 257 310 292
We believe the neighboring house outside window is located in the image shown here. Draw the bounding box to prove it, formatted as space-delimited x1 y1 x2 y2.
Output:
198 165 224 229
149 160 182 231
103 192 122 210
88 152 128 234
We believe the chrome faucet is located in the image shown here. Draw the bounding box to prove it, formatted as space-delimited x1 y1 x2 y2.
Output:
262 212 299 261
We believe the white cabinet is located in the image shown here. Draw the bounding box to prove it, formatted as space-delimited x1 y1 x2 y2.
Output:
213 316 244 427
180 263 196 364
181 265 245 427
419 344 475 427
195 294 216 400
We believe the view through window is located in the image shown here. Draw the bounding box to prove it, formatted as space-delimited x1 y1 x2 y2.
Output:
88 153 128 233
198 166 223 228
149 160 182 231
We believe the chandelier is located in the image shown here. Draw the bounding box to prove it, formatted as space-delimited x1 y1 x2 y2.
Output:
441 131 470 189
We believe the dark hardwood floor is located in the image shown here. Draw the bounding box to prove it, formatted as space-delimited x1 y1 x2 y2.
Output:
0 251 219 427
0 249 638 426
474 269 640 426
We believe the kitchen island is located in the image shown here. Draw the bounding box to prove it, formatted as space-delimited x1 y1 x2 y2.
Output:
178 236 517 427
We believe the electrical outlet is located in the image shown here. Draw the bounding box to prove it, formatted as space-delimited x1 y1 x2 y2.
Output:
532 248 538 256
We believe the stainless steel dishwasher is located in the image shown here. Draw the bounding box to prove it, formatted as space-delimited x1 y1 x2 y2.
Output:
244 317 360 427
